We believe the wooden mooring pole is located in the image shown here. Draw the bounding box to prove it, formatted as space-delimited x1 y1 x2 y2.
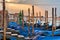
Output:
28 8 30 37
39 12 42 28
52 8 56 36
45 10 48 30
3 0 6 40
22 10 24 29
32 5 34 36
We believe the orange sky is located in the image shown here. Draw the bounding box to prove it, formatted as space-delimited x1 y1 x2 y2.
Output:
6 3 45 16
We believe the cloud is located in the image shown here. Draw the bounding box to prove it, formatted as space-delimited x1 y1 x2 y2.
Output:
17 0 34 4
0 0 60 5
0 0 60 16
0 0 34 4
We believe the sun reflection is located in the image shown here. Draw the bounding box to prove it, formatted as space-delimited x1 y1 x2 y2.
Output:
5 0 17 3
5 0 11 2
